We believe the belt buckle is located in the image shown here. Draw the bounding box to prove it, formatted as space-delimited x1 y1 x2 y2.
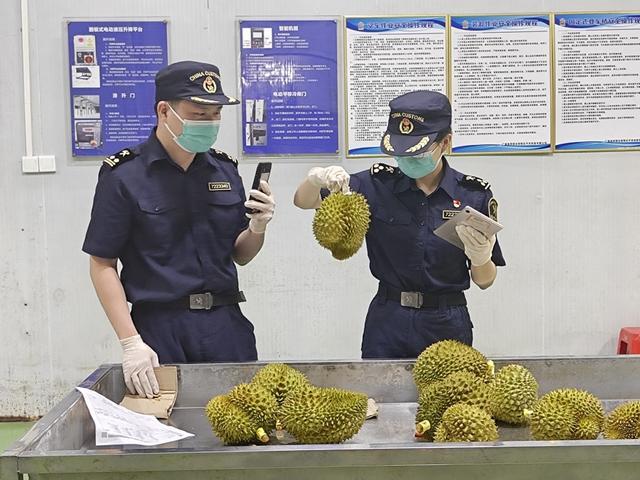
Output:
189 292 213 310
400 291 423 309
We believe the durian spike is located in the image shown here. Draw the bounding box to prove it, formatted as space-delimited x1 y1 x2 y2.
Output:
487 360 495 378
415 420 431 435
256 428 269 444
523 409 533 421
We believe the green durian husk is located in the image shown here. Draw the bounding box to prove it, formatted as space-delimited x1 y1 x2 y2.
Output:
416 371 491 441
205 394 269 445
279 385 368 444
489 364 538 425
413 340 494 391
603 401 640 439
527 388 604 440
433 403 499 442
313 192 370 260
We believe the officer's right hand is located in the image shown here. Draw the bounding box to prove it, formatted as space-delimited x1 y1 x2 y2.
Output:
307 166 350 194
120 334 160 398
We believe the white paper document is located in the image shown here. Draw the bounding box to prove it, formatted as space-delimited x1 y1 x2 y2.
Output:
77 387 194 446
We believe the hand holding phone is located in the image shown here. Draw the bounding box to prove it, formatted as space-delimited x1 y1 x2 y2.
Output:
246 162 272 214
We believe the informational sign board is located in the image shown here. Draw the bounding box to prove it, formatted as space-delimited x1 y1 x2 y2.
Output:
239 19 339 156
67 21 168 157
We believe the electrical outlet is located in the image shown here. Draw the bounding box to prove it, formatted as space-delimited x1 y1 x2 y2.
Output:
38 155 56 173
22 156 39 173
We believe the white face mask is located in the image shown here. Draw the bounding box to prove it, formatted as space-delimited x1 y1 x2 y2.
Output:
164 104 221 153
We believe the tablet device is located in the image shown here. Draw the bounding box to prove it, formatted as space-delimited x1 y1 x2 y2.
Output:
433 206 503 250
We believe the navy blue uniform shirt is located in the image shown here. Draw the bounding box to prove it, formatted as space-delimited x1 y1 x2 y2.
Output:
349 158 505 293
83 130 249 305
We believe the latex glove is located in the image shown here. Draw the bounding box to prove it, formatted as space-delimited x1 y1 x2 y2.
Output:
455 224 496 267
245 180 275 234
307 166 350 194
120 334 160 398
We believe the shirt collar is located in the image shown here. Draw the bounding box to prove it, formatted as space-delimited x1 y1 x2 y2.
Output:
392 156 457 197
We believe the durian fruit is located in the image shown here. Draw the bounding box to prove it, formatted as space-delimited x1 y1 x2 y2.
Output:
489 364 538 425
279 385 368 444
205 394 270 445
227 383 279 432
413 340 494 391
251 363 310 406
603 401 640 439
415 371 491 440
312 192 371 260
526 388 604 440
313 193 348 247
433 403 499 442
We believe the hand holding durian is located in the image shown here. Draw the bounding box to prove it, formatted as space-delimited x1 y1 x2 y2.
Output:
307 166 351 194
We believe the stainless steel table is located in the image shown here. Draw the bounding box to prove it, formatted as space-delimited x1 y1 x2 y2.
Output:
2 356 639 479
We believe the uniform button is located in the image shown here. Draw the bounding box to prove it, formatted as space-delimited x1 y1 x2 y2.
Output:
420 202 426 207
419 220 425 226
154 207 160 212
389 217 395 223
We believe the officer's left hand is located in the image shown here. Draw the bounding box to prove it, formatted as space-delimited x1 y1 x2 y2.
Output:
455 224 496 267
245 180 275 234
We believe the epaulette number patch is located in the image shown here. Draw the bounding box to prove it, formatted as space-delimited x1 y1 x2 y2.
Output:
459 175 490 190
370 163 396 175
211 148 238 166
104 149 137 168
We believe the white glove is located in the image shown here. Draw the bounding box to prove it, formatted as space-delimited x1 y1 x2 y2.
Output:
307 166 350 193
245 180 275 234
120 334 160 398
455 224 496 267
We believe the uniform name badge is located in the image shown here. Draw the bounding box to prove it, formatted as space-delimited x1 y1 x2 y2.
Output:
208 182 231 191
442 210 460 220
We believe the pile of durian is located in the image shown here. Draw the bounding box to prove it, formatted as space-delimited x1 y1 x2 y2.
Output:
413 340 640 442
205 363 368 445
313 191 371 260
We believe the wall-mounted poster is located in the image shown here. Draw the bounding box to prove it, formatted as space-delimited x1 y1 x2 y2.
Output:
450 15 552 154
554 13 640 152
67 21 168 157
239 19 339 156
345 16 447 157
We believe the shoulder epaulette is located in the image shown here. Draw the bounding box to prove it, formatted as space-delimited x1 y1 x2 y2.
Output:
103 149 137 168
370 163 397 177
458 175 490 190
210 148 238 167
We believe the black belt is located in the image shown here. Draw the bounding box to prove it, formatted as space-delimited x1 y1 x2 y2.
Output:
138 291 246 310
378 284 466 309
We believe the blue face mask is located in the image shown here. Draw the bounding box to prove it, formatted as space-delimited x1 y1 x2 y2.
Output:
394 146 441 179
164 104 220 153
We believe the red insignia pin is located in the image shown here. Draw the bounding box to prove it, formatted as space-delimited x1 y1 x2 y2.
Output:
453 199 461 208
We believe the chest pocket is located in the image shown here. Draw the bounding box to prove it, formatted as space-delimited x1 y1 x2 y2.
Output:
137 197 184 253
207 191 244 237
370 206 412 243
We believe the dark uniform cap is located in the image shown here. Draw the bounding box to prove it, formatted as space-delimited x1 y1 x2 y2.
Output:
155 60 240 106
380 90 452 157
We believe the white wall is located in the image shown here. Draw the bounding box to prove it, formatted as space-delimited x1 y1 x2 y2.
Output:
2 0 639 417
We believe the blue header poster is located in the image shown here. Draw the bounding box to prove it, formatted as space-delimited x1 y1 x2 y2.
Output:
67 21 168 157
239 20 339 155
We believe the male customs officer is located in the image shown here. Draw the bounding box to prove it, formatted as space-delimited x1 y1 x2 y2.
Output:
294 90 505 358
83 61 275 397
